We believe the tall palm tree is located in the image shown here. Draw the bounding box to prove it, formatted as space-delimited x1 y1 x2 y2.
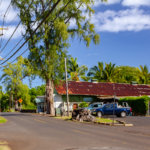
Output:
139 65 150 84
68 57 88 81
87 62 104 82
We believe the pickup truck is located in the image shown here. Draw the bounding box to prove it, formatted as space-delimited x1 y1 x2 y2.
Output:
84 102 103 110
92 103 132 118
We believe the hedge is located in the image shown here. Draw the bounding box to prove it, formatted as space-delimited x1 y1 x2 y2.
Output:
79 102 89 108
119 96 150 115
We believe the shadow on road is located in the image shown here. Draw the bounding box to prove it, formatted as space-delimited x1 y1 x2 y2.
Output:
0 112 31 117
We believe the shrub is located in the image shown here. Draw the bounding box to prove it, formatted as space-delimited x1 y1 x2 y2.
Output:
79 102 89 108
119 96 150 115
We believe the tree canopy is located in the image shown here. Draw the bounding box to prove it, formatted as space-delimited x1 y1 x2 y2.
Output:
12 0 100 115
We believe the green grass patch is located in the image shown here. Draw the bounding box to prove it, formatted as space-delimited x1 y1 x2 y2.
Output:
0 116 7 124
95 117 116 123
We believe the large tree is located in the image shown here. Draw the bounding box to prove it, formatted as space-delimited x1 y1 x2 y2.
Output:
12 0 100 115
0 57 32 109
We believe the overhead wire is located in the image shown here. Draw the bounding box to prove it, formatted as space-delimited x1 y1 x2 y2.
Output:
0 0 52 61
0 1 12 47
0 0 62 66
0 0 35 57
1 0 82 67
0 21 21 54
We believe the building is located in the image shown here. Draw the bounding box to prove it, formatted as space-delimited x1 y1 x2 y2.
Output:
36 81 150 113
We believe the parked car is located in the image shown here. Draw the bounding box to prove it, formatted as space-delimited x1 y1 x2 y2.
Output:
84 102 104 110
91 103 132 118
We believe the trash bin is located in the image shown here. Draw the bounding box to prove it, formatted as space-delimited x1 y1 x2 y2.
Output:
55 108 61 116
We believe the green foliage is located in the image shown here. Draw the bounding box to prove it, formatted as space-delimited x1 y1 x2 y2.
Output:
62 95 96 102
22 103 36 110
88 63 150 84
12 0 100 114
17 84 31 105
119 96 150 115
88 62 116 82
29 85 45 103
114 66 140 83
12 0 99 82
0 93 9 112
79 102 89 108
139 65 150 84
68 57 88 81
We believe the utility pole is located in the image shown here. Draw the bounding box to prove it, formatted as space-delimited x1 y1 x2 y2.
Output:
0 27 8 36
0 28 7 114
112 83 116 125
65 58 69 116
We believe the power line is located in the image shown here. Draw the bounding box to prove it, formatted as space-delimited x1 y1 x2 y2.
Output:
0 21 21 54
0 0 35 56
0 1 12 47
0 0 53 61
5 0 73 65
1 0 80 67
0 0 62 65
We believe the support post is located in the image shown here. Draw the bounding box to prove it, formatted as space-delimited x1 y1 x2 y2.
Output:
112 83 116 125
65 58 69 116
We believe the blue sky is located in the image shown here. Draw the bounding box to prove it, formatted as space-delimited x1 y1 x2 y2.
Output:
69 0 150 69
0 0 150 88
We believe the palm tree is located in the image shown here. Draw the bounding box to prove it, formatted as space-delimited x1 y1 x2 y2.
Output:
88 62 116 82
68 57 88 81
138 65 150 84
87 62 104 82
103 62 116 82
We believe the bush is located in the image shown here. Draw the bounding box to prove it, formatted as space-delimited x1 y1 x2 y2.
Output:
79 102 89 108
22 103 36 110
119 96 150 115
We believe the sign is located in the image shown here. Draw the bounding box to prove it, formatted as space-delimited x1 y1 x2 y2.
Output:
18 98 23 103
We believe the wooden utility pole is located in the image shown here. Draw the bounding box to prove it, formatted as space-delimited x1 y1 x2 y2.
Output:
65 58 70 116
0 27 8 36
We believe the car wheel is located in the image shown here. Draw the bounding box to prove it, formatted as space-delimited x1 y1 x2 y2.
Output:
120 111 126 118
97 111 102 118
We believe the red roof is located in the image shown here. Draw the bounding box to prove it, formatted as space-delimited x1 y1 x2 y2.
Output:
55 81 150 97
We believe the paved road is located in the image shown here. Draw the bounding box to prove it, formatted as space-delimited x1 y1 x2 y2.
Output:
0 113 150 150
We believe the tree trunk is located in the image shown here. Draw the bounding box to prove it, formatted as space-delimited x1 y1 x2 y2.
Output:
46 79 55 115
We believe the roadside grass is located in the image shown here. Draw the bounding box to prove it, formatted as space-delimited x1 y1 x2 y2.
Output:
54 116 116 124
95 117 117 123
0 117 7 124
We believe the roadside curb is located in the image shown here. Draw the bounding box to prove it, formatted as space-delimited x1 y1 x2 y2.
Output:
32 113 134 127
116 120 133 126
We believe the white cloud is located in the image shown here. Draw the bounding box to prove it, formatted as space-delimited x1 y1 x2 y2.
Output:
91 8 150 32
122 0 150 7
1 25 24 40
94 0 121 7
80 0 121 10
0 0 19 23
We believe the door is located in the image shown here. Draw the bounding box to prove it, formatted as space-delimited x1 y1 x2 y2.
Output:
103 104 114 115
73 103 78 110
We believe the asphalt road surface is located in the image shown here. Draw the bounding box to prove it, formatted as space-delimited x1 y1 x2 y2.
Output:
0 113 150 150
